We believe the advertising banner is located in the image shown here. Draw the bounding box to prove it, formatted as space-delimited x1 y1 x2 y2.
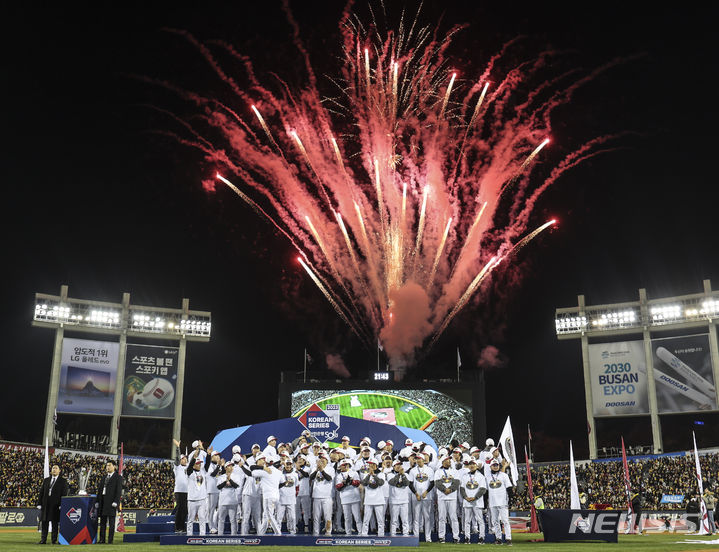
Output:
122 344 178 418
651 334 716 413
588 341 649 416
0 508 39 526
57 338 119 415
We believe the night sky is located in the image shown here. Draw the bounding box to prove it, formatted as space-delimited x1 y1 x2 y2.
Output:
4 1 719 460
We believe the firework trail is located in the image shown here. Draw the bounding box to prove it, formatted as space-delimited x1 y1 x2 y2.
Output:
162 10 620 376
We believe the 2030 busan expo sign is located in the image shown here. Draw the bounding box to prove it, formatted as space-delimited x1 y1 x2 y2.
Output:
588 341 649 416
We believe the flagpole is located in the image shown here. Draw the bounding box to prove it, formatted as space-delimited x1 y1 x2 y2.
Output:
525 445 539 533
304 348 307 383
377 341 380 372
528 424 532 462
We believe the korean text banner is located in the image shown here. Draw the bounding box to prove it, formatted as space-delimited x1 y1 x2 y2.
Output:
58 338 119 415
651 334 716 413
588 340 649 416
122 344 178 418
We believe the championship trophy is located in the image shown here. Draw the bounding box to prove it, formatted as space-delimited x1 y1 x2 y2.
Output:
76 466 92 496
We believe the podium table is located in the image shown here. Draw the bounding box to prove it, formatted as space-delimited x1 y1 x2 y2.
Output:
58 495 98 545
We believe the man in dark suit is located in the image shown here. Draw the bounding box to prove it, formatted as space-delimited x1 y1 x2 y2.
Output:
37 464 69 544
95 460 123 544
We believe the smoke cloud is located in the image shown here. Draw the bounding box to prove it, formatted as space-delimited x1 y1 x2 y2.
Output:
380 282 432 376
201 179 216 193
478 345 507 369
326 353 351 378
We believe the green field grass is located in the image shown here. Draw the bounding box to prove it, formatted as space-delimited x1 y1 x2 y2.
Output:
2 529 719 551
295 392 436 430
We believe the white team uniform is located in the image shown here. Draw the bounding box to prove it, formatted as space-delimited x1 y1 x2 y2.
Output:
311 465 335 535
278 469 300 534
295 463 312 531
334 469 362 534
460 470 487 541
252 465 284 535
408 464 434 541
388 470 411 536
434 465 460 542
240 457 262 535
205 460 221 533
360 471 386 536
487 470 513 542
216 470 242 535
186 463 208 536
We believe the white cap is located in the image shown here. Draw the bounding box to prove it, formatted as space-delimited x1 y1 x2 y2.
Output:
385 440 394 446
405 438 413 445
490 446 498 453
232 453 242 463
461 441 470 449
255 454 266 462
267 435 277 443
232 445 241 454
470 446 479 453
341 436 350 442
192 440 200 449
486 438 495 447
211 450 220 457
360 437 370 445
252 443 261 450
393 459 403 467
490 458 500 466
377 440 385 449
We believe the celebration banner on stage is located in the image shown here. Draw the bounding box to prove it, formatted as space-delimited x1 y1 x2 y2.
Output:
122 344 178 418
588 341 649 416
297 403 340 442
651 334 716 413
58 338 119 415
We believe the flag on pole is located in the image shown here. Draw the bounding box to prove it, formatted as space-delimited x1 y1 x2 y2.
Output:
305 349 313 364
456 348 462 368
621 437 634 533
377 338 383 352
498 416 519 484
569 441 581 509
525 446 539 533
116 443 126 532
693 432 712 535
52 409 57 426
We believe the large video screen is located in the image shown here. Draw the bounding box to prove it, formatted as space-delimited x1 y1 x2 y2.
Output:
291 388 473 446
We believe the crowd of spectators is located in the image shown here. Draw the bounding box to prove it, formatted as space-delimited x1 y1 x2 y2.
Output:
1 444 718 512
512 452 719 511
0 448 175 509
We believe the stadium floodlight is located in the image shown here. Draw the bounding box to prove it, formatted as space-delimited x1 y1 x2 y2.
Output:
34 295 211 341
